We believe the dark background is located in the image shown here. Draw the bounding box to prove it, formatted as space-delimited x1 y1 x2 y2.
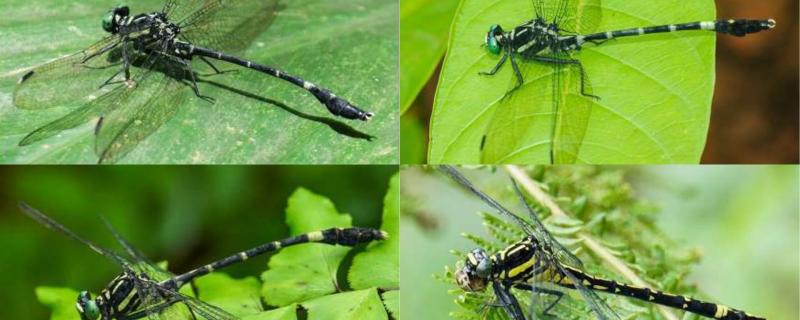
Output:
0 166 397 319
403 0 799 164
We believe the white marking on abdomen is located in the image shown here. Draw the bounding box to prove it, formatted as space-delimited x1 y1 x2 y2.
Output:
701 21 715 30
303 82 315 90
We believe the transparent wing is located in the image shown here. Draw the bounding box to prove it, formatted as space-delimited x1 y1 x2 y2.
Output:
509 177 584 269
155 286 238 320
438 166 536 236
178 0 279 53
17 82 133 147
13 36 122 110
531 0 602 34
18 202 133 268
93 50 188 164
481 45 592 164
100 216 177 284
553 263 621 320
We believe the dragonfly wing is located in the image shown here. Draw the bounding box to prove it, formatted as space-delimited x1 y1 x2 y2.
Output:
13 36 123 110
178 0 279 54
530 0 602 34
555 262 621 320
92 51 188 164
18 202 134 268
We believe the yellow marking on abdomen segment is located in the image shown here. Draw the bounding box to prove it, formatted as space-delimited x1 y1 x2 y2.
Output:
307 231 324 242
715 305 729 318
239 252 248 260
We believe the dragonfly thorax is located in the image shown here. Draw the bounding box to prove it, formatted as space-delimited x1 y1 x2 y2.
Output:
456 248 494 292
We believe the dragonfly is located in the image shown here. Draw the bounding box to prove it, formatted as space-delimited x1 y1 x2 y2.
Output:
479 0 775 164
14 0 373 164
19 202 387 319
438 166 764 320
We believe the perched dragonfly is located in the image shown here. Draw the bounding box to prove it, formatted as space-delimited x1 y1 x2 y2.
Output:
15 0 373 163
20 202 387 319
439 166 764 320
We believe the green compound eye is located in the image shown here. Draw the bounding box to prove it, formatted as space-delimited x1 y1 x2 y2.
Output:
102 10 115 32
485 24 502 54
77 291 100 320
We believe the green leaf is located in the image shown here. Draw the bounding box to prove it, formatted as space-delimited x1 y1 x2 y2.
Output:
0 0 398 164
243 305 298 320
349 173 399 289
35 287 81 320
429 0 716 163
381 289 400 319
195 273 263 317
400 112 427 163
399 0 460 113
302 288 388 320
261 188 358 306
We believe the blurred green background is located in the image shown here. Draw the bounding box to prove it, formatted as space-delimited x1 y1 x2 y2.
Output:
0 165 397 319
400 165 798 319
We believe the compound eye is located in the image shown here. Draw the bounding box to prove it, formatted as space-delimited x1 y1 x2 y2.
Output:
101 11 115 32
76 291 100 320
485 25 503 54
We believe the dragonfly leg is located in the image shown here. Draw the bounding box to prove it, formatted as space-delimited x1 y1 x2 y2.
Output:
98 40 133 89
514 283 565 316
480 51 509 76
199 56 222 74
532 55 600 100
493 280 526 320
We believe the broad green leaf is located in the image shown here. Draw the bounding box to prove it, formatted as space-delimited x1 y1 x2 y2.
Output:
349 173 399 289
261 188 356 306
399 0 460 113
302 288 388 320
429 0 716 164
195 273 263 317
381 289 400 319
243 305 298 320
0 0 398 164
35 287 80 320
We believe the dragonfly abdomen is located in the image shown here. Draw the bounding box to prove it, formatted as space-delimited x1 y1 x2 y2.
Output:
556 266 765 320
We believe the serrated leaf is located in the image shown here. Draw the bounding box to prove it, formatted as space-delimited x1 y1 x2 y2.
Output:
349 173 399 289
35 287 81 320
399 0 460 113
302 288 388 320
429 0 716 163
0 0 398 164
261 188 356 307
381 290 400 319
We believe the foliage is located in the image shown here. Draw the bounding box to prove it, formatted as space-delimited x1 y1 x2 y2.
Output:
399 0 460 114
441 166 710 319
429 0 716 163
34 179 399 319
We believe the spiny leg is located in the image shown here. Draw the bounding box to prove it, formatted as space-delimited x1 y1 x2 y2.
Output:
532 55 599 100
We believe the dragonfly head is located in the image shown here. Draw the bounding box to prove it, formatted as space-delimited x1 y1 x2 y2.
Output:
76 291 100 320
102 6 130 34
485 24 505 55
456 248 493 292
